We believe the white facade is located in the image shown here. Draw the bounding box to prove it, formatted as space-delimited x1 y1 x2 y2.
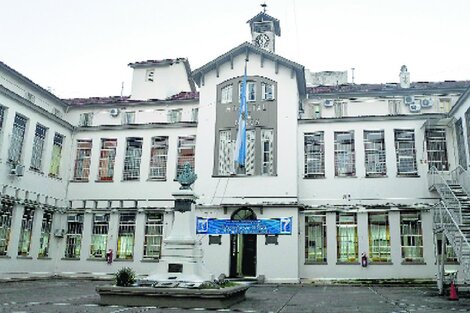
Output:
1 12 470 283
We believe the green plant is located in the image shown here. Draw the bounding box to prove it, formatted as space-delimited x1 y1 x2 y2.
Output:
115 267 136 287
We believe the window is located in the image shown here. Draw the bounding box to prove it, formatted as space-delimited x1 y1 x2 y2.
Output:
191 108 199 122
149 136 168 179
334 131 355 177
64 214 83 258
394 129 418 176
167 109 182 123
364 130 386 177
240 81 256 102
334 101 347 118
146 69 155 82
38 211 53 258
455 119 467 169
123 137 143 180
78 113 93 127
0 204 13 256
117 213 136 259
425 128 449 171
18 208 34 256
313 103 321 119
305 215 327 263
176 136 196 178
304 132 325 178
368 213 391 262
400 211 423 263
337 213 358 263
388 100 400 115
30 124 47 171
221 85 233 104
90 214 109 259
218 130 233 175
49 133 64 177
0 106 5 131
261 129 274 175
143 212 164 259
122 111 135 125
73 139 92 181
466 108 470 162
439 98 451 113
8 114 28 164
97 139 117 181
232 129 256 175
261 82 275 100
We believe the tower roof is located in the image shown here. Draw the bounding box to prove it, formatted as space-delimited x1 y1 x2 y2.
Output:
247 12 281 36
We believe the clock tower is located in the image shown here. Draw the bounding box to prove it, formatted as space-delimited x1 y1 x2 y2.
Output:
247 6 281 53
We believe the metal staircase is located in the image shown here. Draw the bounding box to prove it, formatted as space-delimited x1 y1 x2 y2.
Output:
428 166 470 292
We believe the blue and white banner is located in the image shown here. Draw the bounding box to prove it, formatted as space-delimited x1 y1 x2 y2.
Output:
196 217 292 235
233 61 248 167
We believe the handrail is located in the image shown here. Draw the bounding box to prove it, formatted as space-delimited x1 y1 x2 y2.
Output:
428 166 462 224
436 201 470 261
451 165 470 196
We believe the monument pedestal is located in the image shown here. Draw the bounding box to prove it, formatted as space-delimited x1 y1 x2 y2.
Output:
143 190 212 284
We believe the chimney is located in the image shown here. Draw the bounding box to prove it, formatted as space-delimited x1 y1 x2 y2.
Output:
399 65 410 88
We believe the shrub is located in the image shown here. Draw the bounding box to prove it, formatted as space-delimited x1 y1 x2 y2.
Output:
115 267 136 287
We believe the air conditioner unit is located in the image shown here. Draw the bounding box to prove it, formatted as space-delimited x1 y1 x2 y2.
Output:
409 102 421 113
110 108 120 117
324 99 334 107
403 95 415 105
421 98 433 108
54 229 65 238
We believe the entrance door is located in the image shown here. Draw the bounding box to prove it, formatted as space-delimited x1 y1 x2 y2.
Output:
229 208 257 278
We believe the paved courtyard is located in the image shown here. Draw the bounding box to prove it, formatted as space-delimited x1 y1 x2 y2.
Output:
1 279 470 313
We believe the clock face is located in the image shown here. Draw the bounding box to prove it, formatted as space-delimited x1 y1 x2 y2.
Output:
255 34 270 48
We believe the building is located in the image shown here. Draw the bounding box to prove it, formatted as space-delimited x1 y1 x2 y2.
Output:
1 11 470 284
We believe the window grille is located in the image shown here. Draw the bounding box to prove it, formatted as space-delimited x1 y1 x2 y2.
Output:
18 207 34 257
176 136 196 178
425 128 449 171
0 204 13 256
394 129 418 175
388 100 401 115
368 212 391 262
239 130 256 175
78 113 93 127
312 103 321 119
0 106 5 131
334 131 355 176
8 114 28 164
64 214 83 258
334 101 347 118
466 108 470 162
400 211 423 263
30 124 47 171
73 139 92 181
90 214 109 258
455 119 467 169
98 139 117 181
38 210 53 257
261 82 275 100
337 213 358 262
122 111 135 125
305 214 327 263
117 213 136 259
143 212 164 259
304 132 325 177
218 130 233 175
239 82 256 102
261 129 274 175
364 130 386 177
149 136 168 179
167 109 182 123
221 85 233 104
191 108 199 122
49 133 64 177
123 137 143 180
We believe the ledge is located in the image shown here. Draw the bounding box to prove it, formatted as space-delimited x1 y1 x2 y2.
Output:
369 262 393 265
304 261 327 265
37 257 52 260
141 258 160 263
87 258 106 261
113 258 134 262
61 257 81 261
336 262 360 265
95 180 114 183
401 261 426 265
0 255 11 259
16 256 33 260
146 178 167 182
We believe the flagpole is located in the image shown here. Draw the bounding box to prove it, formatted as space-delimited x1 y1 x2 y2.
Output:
233 59 248 173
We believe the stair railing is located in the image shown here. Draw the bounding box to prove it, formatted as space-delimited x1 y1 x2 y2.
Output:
451 165 470 196
428 166 462 224
435 201 470 280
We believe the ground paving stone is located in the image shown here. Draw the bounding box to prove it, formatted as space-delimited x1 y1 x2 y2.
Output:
0 279 470 313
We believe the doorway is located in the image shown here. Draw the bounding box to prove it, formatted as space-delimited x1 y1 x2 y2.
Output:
229 208 257 278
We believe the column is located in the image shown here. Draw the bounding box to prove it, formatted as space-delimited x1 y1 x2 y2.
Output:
107 210 120 259
389 209 401 264
29 207 44 259
81 210 93 260
357 211 369 258
7 203 24 258
134 209 146 261
326 211 337 264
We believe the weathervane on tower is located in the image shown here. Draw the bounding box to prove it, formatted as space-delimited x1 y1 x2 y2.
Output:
261 2 267 13
248 2 280 53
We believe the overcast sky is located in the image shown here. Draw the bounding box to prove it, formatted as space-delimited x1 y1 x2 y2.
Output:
1 0 469 98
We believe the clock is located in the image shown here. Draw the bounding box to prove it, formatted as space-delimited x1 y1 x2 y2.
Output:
255 34 270 49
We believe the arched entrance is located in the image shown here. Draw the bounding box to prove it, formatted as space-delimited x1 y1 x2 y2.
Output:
229 208 257 277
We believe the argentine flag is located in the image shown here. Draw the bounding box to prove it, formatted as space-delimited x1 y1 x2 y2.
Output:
234 62 248 168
